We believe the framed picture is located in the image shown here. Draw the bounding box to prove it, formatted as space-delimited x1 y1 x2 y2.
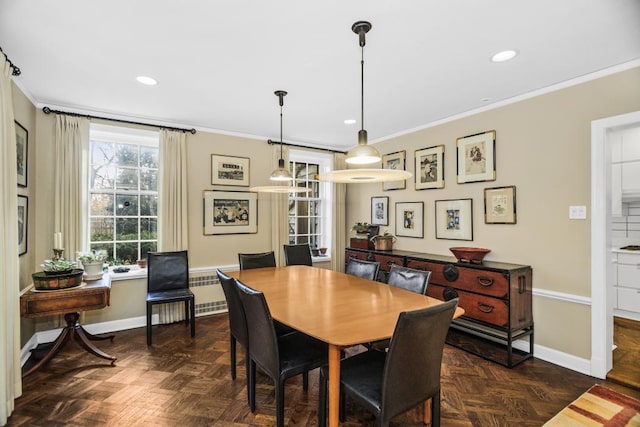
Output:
203 190 257 235
435 198 473 241
211 154 250 186
15 121 28 187
371 196 389 226
395 202 424 238
18 195 28 255
456 130 496 184
415 145 444 190
382 151 406 191
484 185 517 224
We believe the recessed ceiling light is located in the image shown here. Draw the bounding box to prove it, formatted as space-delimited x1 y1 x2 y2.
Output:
136 75 158 86
344 119 356 125
491 50 518 63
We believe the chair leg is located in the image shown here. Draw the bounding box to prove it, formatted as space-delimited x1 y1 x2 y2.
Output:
339 385 346 422
431 390 441 427
249 359 256 412
276 379 286 427
230 334 237 380
303 371 309 391
318 369 327 427
189 296 195 338
245 347 251 405
146 302 152 345
184 299 189 326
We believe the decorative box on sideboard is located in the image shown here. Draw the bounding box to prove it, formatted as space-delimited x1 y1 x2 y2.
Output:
344 247 534 367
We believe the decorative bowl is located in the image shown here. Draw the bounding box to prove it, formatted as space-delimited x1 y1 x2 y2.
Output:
449 247 491 264
32 269 84 290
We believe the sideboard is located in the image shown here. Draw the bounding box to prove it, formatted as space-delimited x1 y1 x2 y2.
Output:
345 247 534 367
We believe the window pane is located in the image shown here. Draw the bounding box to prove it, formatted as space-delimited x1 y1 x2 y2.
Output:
298 235 309 244
309 200 318 216
141 218 157 240
116 167 138 190
90 218 113 241
90 243 113 260
310 181 319 197
116 218 138 240
116 195 138 216
140 147 158 168
115 242 137 265
308 164 319 176
141 169 157 191
140 195 157 216
91 165 116 190
116 144 138 167
91 142 114 166
297 200 308 216
297 217 308 233
90 194 113 216
310 235 319 248
140 241 157 258
310 218 319 234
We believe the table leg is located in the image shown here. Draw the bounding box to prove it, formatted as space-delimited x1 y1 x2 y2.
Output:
424 398 432 425
79 325 115 342
328 344 342 427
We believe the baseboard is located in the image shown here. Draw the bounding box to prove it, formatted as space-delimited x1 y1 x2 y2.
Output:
513 339 592 376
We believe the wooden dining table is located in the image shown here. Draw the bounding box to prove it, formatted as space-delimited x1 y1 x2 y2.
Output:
229 265 464 427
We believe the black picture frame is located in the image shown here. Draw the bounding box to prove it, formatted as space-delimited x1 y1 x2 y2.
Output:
371 196 389 226
15 121 28 187
18 195 28 255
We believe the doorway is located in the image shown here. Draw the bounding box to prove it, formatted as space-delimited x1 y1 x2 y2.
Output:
591 110 640 379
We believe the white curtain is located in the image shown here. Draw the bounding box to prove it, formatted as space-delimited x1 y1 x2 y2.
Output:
158 130 189 323
0 56 21 426
331 153 347 272
54 115 90 259
271 145 290 265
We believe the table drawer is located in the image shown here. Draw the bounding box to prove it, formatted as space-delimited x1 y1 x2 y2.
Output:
618 263 640 289
345 250 369 262
373 254 404 271
617 287 640 313
409 260 508 298
427 285 508 327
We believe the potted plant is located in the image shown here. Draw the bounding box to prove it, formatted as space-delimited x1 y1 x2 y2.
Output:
351 222 372 238
370 231 396 251
32 259 84 290
78 250 107 279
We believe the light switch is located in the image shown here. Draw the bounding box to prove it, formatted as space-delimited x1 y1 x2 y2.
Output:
569 205 587 219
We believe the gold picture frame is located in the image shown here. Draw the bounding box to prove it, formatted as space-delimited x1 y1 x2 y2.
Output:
382 150 406 191
484 185 516 224
415 145 444 190
456 130 496 184
203 190 257 234
435 198 473 241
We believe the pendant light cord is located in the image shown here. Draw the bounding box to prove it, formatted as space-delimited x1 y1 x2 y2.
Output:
361 46 364 132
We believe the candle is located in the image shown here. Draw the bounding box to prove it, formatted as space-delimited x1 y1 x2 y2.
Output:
54 232 62 249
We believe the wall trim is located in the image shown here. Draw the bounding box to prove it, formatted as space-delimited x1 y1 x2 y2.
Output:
532 287 591 305
513 340 592 376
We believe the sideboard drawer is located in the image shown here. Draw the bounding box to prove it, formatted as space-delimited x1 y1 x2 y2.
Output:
345 250 368 262
427 284 508 327
373 254 404 271
411 260 508 298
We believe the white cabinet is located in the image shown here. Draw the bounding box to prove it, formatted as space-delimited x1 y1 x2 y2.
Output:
611 126 640 214
614 252 640 315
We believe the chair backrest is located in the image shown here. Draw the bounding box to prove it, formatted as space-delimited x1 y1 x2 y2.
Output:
283 244 313 266
345 258 380 281
216 269 248 347
147 250 189 293
238 251 276 270
381 298 458 422
386 264 431 295
234 279 280 379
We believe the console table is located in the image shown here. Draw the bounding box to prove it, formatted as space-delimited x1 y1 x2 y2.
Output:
20 274 116 376
345 247 533 367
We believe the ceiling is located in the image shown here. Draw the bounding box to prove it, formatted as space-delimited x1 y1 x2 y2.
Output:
2 1 640 150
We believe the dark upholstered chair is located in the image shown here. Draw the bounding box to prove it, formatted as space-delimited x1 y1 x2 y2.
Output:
345 258 380 281
238 251 276 270
283 244 313 266
318 299 459 427
235 279 328 427
387 264 431 295
146 251 195 345
216 270 249 381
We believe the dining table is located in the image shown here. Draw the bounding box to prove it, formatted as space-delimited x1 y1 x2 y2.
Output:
228 265 464 427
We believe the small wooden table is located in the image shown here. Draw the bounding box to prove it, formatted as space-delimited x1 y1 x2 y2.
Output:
20 274 116 377
229 266 464 427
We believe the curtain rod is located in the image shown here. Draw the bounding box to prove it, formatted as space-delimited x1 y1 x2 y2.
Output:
42 106 197 134
267 139 346 154
0 46 21 76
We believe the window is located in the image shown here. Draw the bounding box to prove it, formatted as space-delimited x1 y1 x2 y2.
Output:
288 150 332 252
88 125 159 264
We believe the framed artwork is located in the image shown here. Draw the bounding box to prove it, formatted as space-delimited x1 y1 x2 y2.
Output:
484 185 517 224
456 130 496 184
395 202 424 238
415 145 444 190
15 121 28 187
211 154 250 186
382 150 406 191
203 190 257 235
371 196 389 226
435 198 473 241
18 195 28 255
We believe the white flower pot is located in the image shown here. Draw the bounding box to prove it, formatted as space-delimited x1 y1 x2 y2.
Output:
81 261 104 279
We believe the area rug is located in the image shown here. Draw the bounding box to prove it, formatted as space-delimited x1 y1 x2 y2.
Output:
544 385 640 426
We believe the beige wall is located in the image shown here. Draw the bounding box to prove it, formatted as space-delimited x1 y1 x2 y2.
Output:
346 67 640 359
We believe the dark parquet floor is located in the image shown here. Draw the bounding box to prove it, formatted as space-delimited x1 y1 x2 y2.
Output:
8 314 640 426
608 316 640 390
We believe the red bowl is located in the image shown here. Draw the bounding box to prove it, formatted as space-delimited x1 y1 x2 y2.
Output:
449 247 491 264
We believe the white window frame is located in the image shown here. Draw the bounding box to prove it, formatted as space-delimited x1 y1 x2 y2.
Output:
288 149 333 253
88 124 159 264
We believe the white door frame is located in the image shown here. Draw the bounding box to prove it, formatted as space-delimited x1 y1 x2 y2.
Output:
590 110 640 378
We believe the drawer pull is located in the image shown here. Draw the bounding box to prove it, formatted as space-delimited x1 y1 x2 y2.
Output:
477 277 494 287
477 302 494 313
386 261 397 267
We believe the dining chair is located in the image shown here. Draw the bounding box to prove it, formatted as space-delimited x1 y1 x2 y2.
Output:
283 244 313 266
345 258 380 281
146 250 195 345
235 278 328 427
216 269 249 381
318 298 459 427
238 251 276 270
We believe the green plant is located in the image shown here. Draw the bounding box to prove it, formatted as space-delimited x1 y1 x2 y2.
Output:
351 222 371 233
78 250 108 264
370 230 394 241
42 259 77 273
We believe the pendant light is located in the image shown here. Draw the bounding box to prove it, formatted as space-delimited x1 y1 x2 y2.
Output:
251 90 310 193
317 21 412 184
345 21 380 165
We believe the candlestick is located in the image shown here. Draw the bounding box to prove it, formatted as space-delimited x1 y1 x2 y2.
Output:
53 248 64 261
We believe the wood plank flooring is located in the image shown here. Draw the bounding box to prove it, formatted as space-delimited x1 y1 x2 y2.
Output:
607 316 640 389
8 314 640 426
